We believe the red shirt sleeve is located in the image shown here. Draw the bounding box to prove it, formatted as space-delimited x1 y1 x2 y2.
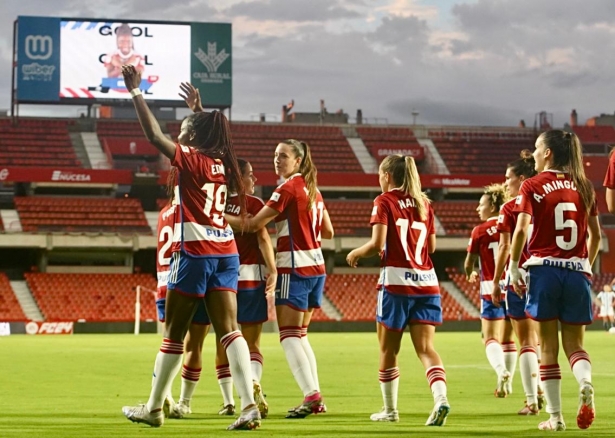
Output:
467 226 480 254
266 183 294 213
496 204 513 234
369 196 389 226
513 182 533 216
604 151 615 189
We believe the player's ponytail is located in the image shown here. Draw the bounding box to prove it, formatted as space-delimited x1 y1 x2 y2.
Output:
282 139 318 210
540 130 594 213
227 159 249 194
483 183 509 212
186 111 246 219
381 154 430 220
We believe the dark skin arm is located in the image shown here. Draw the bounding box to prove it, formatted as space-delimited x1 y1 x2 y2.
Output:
121 65 176 159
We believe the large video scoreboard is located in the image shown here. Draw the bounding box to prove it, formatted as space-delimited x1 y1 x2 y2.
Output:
15 16 232 107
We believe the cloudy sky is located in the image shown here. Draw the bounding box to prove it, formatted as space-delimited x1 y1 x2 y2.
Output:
3 0 615 126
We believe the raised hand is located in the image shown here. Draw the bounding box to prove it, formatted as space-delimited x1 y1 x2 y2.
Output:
179 82 203 112
121 65 141 92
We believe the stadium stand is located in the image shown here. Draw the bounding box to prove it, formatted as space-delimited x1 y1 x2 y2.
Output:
0 273 27 322
96 120 162 171
429 129 535 174
0 119 80 167
15 197 151 234
326 200 372 236
432 201 481 236
24 273 157 322
356 126 424 163
445 267 480 310
324 273 475 321
573 125 615 153
167 122 363 174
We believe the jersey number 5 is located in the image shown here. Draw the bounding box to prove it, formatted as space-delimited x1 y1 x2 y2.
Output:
396 218 427 264
555 202 578 250
202 183 227 227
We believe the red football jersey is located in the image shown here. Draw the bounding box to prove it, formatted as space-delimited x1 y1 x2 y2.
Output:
497 199 531 267
226 194 267 290
156 203 177 301
370 189 439 296
514 170 597 274
265 174 326 277
468 217 501 298
171 145 237 257
603 151 615 189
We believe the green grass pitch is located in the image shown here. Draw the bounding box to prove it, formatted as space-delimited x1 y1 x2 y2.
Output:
1 331 614 437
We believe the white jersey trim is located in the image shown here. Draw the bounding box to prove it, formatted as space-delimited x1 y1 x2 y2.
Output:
276 248 325 269
239 264 266 282
522 255 592 275
378 266 439 288
276 220 289 237
174 222 235 243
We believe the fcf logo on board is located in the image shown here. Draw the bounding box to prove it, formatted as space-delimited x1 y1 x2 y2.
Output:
25 35 53 60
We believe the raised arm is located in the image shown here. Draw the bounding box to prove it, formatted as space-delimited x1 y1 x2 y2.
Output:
179 82 203 113
121 65 176 159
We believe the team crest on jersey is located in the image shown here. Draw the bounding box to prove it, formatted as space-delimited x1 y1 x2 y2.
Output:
270 192 280 202
497 214 504 223
515 195 522 205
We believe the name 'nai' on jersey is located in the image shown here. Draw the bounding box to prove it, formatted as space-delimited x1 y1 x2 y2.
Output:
468 217 501 300
370 189 439 296
156 203 177 301
171 144 237 257
266 173 326 277
514 170 597 274
226 193 266 290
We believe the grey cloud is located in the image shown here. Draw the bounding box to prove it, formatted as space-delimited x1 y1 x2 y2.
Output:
387 97 527 126
226 0 360 22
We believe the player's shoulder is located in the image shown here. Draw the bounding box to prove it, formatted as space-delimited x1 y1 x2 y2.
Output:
247 194 265 208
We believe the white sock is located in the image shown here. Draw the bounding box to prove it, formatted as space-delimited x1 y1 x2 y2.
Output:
569 350 592 386
485 338 507 375
540 364 562 417
146 339 183 412
379 368 399 412
301 327 321 392
221 331 255 410
217 370 235 407
519 346 539 405
250 352 263 383
179 365 201 404
426 366 447 403
503 341 518 378
280 326 317 396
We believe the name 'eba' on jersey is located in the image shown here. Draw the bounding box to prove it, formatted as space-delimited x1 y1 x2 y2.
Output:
265 173 326 277
468 216 502 299
156 202 177 301
226 193 267 290
171 144 237 257
370 189 439 296
514 170 598 275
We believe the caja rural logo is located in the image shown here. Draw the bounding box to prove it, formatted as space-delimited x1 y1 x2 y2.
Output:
194 42 230 84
